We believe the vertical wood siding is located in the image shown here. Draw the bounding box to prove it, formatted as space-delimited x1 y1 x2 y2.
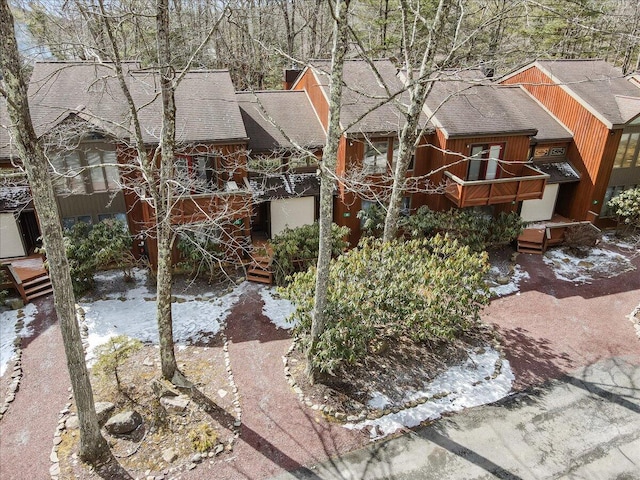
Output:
293 69 329 131
502 67 618 220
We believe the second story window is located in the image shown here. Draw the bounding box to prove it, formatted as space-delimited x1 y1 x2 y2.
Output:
614 132 639 169
176 155 220 194
52 146 119 195
468 143 504 181
364 140 390 175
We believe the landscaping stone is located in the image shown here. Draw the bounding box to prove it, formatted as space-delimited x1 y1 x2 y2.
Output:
160 395 190 414
162 448 178 463
104 411 142 435
95 401 116 425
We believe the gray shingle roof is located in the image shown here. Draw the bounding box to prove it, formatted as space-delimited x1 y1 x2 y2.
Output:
2 62 247 157
236 91 325 151
425 70 539 138
514 89 573 142
311 59 414 135
535 59 640 127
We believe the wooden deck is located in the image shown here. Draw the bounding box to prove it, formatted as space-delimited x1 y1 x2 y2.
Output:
517 215 599 254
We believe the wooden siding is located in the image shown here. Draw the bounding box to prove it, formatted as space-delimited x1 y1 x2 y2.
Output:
293 69 329 131
502 67 618 220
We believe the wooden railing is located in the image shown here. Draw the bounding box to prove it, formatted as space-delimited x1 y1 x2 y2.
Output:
444 164 549 208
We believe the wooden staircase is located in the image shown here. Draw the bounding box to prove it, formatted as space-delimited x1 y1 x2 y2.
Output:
4 264 53 303
517 228 546 254
246 255 274 285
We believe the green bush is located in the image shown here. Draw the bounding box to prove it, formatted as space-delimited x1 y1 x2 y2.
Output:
401 206 523 251
64 219 134 295
280 235 490 375
357 202 386 238
176 227 224 280
607 187 640 233
270 222 350 285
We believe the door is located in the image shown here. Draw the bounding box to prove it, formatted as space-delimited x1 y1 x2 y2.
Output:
468 143 503 180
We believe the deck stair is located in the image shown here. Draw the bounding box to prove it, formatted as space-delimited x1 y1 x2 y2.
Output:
517 228 546 254
2 264 53 303
246 254 274 285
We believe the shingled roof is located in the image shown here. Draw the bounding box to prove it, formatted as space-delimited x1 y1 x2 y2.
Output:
236 91 325 152
1 61 247 157
529 59 640 127
309 59 416 135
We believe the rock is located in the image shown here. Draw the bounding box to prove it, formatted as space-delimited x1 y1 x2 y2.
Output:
6 298 24 310
142 357 154 367
53 435 62 446
104 411 143 435
95 402 116 425
217 389 228 399
214 444 224 455
66 415 79 430
50 448 59 463
187 463 197 470
160 395 190 414
496 275 511 285
162 447 178 463
49 463 60 476
191 453 202 463
150 379 180 399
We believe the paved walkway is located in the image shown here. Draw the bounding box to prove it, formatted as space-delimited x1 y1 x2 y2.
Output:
0 298 71 480
274 357 640 479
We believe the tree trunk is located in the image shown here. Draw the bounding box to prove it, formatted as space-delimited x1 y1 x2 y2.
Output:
308 0 350 384
156 0 180 382
0 0 109 464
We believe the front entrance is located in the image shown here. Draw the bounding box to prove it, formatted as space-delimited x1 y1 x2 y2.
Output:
18 210 41 254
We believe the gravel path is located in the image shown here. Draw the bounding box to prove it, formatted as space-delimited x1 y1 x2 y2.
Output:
0 297 71 480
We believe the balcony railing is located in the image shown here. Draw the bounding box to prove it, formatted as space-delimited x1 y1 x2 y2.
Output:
444 163 549 208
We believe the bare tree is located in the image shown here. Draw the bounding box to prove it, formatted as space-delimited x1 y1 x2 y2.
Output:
308 0 351 384
0 0 109 463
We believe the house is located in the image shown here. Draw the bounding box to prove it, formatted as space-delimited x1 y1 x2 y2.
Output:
1 61 253 266
236 90 325 238
501 59 640 226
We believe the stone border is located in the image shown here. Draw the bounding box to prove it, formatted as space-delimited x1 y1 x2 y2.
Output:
0 311 26 422
629 302 640 340
283 331 507 424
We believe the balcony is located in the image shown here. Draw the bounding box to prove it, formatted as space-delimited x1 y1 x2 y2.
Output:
444 163 549 208
140 191 252 227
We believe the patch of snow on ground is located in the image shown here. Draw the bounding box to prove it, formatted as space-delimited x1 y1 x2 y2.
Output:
0 303 37 377
367 391 392 410
82 270 249 364
489 265 530 297
259 287 297 329
543 247 634 284
347 348 514 440
602 233 640 255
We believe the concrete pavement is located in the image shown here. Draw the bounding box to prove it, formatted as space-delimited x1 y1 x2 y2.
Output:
274 357 640 479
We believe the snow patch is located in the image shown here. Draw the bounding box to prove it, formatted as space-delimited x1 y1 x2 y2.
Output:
259 287 297 329
489 264 530 297
367 391 392 410
0 303 37 377
347 349 514 440
543 247 634 284
82 270 249 364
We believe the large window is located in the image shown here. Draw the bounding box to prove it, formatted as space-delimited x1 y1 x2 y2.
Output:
364 140 390 175
601 184 638 217
614 132 640 169
52 147 119 194
468 143 504 181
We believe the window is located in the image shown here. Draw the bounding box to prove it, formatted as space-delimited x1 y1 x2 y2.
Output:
176 155 219 193
52 146 119 194
289 155 319 172
401 196 411 216
62 215 92 231
468 144 503 181
364 140 390 175
614 132 640 169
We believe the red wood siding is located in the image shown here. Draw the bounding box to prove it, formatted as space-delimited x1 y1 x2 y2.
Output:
293 69 329 131
502 67 618 220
